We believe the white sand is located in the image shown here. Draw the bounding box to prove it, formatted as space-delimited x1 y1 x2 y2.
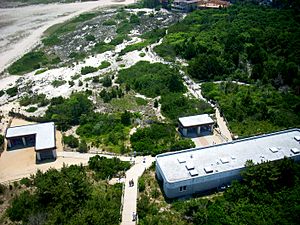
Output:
0 0 135 74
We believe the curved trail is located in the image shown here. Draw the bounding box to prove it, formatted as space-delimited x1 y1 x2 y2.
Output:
0 0 135 74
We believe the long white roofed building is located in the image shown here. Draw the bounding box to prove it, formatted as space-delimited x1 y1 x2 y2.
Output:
156 128 300 198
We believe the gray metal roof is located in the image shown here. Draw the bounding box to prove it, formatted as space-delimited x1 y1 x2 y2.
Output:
156 129 300 183
6 122 56 151
178 114 214 127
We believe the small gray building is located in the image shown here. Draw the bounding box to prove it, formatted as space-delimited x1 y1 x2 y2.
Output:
5 122 57 161
156 129 300 198
178 114 214 137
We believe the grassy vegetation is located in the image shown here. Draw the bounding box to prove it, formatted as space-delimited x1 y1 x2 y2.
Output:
120 41 150 55
51 79 67 87
138 159 300 225
130 123 195 155
43 12 98 38
69 52 87 61
81 66 98 75
202 82 300 137
103 19 117 26
98 61 111 69
110 34 130 46
120 28 166 55
110 94 148 111
19 93 49 107
92 42 114 54
5 86 18 97
76 112 132 154
25 107 37 113
8 51 60 75
139 52 146 57
117 61 185 98
34 68 48 75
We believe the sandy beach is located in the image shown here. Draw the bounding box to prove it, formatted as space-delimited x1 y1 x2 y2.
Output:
0 0 135 74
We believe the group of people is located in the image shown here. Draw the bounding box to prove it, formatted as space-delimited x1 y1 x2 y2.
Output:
129 179 134 187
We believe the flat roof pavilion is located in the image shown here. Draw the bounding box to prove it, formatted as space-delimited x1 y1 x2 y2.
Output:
6 122 56 151
178 114 214 128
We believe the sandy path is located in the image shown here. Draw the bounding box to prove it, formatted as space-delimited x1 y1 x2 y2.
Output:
0 0 135 74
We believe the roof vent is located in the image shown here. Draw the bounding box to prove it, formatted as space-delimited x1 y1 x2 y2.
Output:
204 166 213 174
269 147 279 153
294 136 300 142
177 157 186 164
185 162 195 170
291 148 300 154
220 157 230 164
189 169 198 177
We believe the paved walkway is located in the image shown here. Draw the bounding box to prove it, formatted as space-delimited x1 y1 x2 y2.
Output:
215 108 232 141
121 156 155 225
183 76 233 142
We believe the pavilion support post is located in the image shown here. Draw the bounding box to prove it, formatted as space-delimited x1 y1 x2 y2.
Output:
7 139 11 148
182 128 187 136
36 152 41 161
197 126 201 136
22 137 26 146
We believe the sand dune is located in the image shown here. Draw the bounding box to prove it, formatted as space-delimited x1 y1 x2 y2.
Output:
0 0 134 74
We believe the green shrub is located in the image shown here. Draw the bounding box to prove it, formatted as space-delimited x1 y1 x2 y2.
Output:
51 79 66 87
101 75 112 87
110 34 129 46
136 97 148 106
92 42 114 54
139 52 146 57
20 178 32 187
19 94 49 107
98 61 111 69
103 19 117 26
26 107 37 113
88 156 130 180
35 68 48 75
117 61 185 98
8 51 48 75
63 135 79 148
42 35 61 46
6 86 18 97
78 140 88 153
138 177 146 192
81 66 98 75
85 34 96 42
69 52 87 61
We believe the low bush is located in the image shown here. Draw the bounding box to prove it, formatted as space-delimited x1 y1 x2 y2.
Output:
81 66 98 75
51 79 66 87
63 135 79 148
103 19 117 26
26 107 38 113
6 86 18 97
98 61 111 70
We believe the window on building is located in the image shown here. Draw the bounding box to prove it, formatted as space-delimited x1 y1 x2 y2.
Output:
179 186 187 192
